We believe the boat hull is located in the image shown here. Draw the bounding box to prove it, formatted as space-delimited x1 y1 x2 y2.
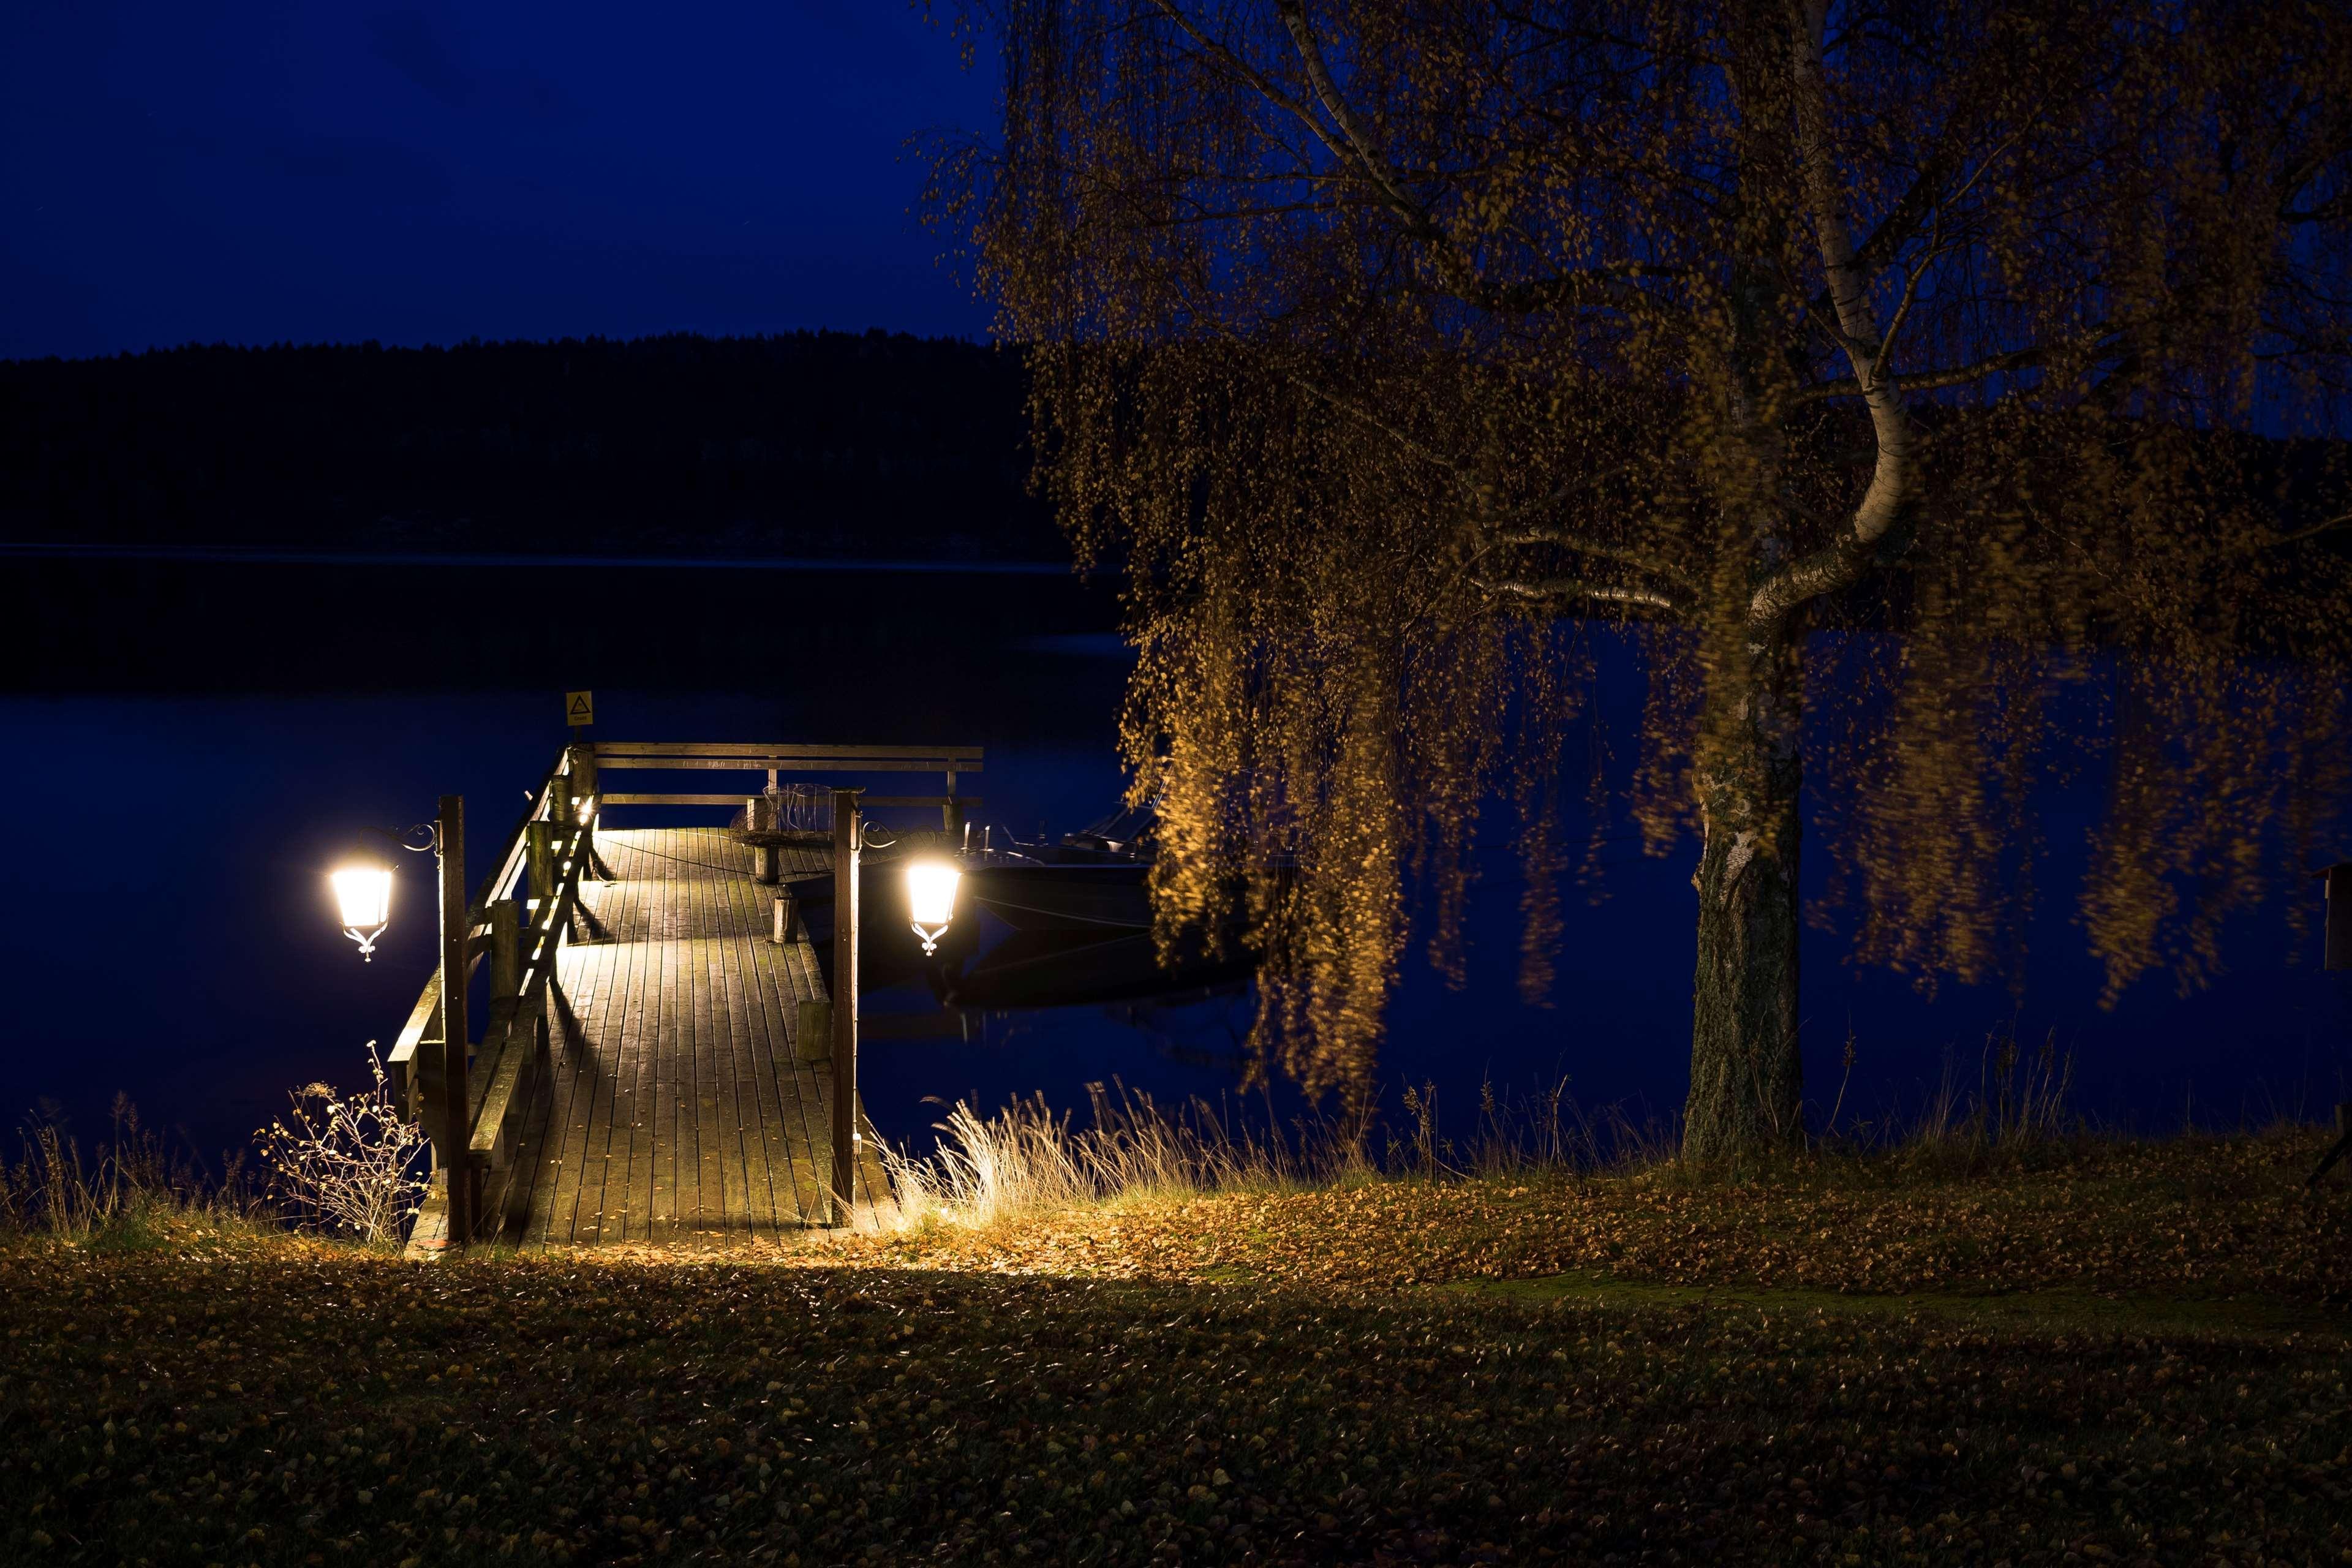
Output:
963 862 1152 932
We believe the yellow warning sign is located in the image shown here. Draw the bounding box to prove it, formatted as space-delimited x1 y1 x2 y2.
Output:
565 690 595 727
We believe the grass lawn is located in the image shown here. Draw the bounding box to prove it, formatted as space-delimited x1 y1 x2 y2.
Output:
3 1133 2348 1566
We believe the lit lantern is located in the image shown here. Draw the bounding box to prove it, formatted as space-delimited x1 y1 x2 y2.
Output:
331 862 395 960
905 861 962 955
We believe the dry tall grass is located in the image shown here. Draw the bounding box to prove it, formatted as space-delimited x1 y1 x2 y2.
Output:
878 1082 1363 1230
876 1075 1692 1234
873 1030 2138 1233
5 1043 429 1248
0 1095 252 1243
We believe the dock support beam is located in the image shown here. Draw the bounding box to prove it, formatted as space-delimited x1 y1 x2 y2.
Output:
831 787 861 1227
436 794 476 1246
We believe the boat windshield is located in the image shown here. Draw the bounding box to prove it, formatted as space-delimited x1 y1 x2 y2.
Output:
1071 804 1156 852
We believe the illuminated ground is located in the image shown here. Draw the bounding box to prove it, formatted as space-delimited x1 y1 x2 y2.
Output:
4 1134 2346 1566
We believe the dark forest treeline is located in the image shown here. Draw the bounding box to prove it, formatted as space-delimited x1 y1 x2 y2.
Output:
0 331 1059 559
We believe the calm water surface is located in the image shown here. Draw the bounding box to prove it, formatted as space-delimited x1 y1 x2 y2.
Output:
2 559 2345 1166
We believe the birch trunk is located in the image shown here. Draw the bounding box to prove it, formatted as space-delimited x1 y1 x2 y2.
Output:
1684 628 1806 1161
1676 1 1924 1161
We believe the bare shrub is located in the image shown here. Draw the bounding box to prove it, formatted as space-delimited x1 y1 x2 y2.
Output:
257 1042 428 1246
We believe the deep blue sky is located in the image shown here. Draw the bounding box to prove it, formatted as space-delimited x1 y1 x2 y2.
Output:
1 1 996 360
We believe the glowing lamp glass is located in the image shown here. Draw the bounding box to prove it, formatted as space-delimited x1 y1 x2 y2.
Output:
905 861 962 954
331 864 394 960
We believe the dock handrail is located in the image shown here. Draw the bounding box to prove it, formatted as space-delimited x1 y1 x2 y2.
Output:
388 744 598 1194
590 741 984 832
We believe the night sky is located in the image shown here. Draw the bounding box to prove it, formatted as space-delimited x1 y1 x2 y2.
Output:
1 1 994 360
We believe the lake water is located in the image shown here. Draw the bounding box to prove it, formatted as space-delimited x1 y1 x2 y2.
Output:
3 554 2346 1170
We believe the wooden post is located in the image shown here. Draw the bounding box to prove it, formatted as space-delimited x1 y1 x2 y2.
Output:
490 898 521 1003
943 767 962 835
831 788 861 1227
436 794 475 1246
527 821 555 942
796 999 831 1061
750 795 780 884
482 896 522 1102
571 744 598 808
571 745 600 869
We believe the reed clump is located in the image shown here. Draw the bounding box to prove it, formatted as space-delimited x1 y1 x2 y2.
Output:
870 1026 2287 1235
5 1043 429 1250
1808 1027 2081 1179
852 1063 2349 1309
879 1081 1369 1231
0 1094 257 1247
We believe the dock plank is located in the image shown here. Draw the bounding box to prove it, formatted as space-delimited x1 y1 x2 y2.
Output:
714 889 775 1237
733 899 797 1232
650 840 685 1245
573 913 627 1245
695 878 733 1243
623 874 660 1243
521 932 592 1252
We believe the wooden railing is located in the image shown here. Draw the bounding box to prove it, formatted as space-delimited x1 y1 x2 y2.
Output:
592 741 982 830
388 744 600 1237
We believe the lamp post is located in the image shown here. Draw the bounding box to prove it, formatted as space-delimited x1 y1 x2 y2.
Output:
329 797 473 1246
831 787 862 1228
433 796 473 1245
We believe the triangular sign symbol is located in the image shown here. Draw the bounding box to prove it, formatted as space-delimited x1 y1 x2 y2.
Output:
569 695 591 716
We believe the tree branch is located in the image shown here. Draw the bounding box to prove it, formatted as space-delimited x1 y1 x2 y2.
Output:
1145 1 1363 189
1153 1 1680 325
1272 0 1431 227
1483 529 1700 592
1796 332 2123 403
1286 369 1463 475
2266 510 2352 549
1750 0 1922 635
1471 575 1681 612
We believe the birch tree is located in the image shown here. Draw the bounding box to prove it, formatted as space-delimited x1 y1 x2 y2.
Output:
932 0 2352 1157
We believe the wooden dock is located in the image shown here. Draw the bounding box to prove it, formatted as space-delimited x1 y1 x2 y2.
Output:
391 742 979 1253
481 827 889 1249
